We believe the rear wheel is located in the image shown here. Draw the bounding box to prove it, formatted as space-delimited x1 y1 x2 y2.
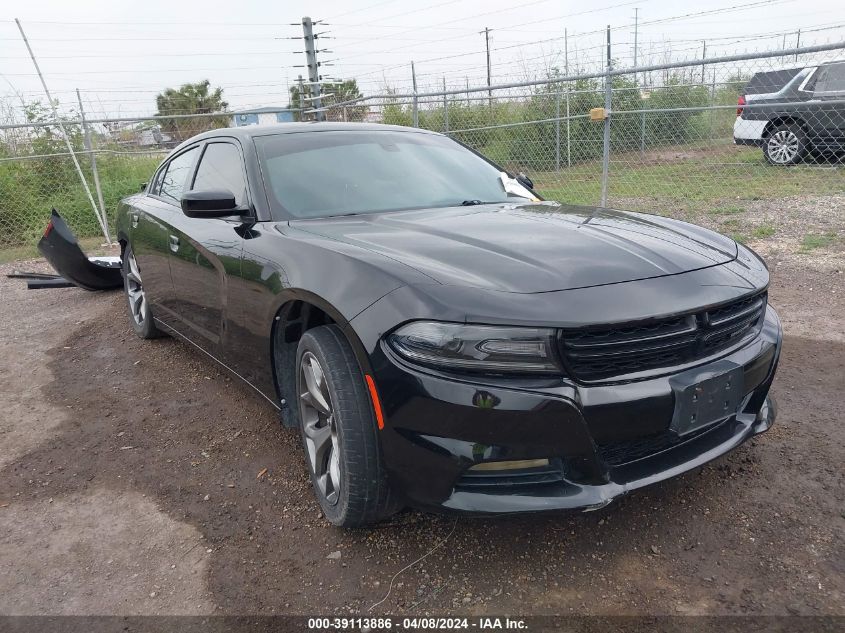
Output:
763 123 808 165
122 245 163 339
296 325 395 527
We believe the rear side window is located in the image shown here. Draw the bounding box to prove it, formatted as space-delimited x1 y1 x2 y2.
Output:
815 63 845 93
159 147 199 203
191 142 248 207
744 69 801 95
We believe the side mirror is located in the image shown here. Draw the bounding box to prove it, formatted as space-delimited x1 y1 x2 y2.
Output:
516 172 534 190
181 189 240 218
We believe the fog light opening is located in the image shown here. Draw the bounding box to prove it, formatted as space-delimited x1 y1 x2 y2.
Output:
469 458 550 472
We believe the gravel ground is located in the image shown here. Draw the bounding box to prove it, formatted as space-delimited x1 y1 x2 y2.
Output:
0 198 843 617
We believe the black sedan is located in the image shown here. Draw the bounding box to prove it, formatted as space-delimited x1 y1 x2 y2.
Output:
115 123 781 527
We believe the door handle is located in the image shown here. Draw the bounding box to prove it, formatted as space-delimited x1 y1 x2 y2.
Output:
169 235 180 252
131 213 139 228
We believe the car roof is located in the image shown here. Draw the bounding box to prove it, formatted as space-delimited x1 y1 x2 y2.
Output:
170 122 441 154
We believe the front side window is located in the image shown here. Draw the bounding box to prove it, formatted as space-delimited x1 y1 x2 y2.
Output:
815 63 845 93
159 147 199 203
254 131 532 219
191 142 248 207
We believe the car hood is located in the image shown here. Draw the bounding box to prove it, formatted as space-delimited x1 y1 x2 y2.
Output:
291 202 738 293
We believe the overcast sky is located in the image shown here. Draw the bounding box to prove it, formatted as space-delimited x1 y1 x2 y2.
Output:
1 0 843 119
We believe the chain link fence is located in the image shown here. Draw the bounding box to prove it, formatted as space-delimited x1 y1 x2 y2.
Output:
326 41 845 216
1 43 844 251
0 109 296 249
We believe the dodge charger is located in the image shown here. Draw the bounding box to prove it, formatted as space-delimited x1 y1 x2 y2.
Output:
115 123 781 527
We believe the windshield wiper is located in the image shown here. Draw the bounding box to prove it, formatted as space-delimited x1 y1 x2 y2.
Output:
461 199 493 206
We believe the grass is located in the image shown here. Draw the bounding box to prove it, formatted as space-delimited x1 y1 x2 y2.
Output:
0 236 105 266
532 150 845 211
751 223 777 239
0 151 161 250
799 232 839 252
709 205 746 216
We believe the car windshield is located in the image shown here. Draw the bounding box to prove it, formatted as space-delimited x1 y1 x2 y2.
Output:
254 130 533 219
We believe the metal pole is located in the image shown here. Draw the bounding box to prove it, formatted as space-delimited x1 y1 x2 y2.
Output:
565 28 571 167
795 30 801 62
15 19 111 244
443 77 449 133
482 27 492 112
411 61 419 128
302 17 324 122
635 8 645 156
76 89 107 229
701 40 706 84
555 87 560 171
297 75 305 121
600 25 611 209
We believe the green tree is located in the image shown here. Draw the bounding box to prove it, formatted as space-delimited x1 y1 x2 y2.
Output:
155 80 229 141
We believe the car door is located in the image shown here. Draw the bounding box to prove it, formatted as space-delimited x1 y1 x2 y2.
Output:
165 140 247 355
808 62 845 151
129 148 196 317
140 144 202 329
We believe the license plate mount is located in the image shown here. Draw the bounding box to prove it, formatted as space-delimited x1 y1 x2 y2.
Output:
670 362 744 436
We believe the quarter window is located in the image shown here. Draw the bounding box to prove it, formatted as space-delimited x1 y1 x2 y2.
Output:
159 147 199 203
191 142 248 207
815 63 845 93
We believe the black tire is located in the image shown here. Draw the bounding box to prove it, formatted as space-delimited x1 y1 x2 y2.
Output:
295 325 396 527
122 244 164 340
763 123 808 166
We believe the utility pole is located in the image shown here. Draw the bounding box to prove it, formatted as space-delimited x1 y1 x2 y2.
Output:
481 27 492 111
75 89 107 226
302 16 323 121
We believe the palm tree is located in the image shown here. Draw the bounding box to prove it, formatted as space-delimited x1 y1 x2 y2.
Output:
155 80 229 140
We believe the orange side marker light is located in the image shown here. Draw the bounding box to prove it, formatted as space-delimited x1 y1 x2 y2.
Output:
364 374 385 430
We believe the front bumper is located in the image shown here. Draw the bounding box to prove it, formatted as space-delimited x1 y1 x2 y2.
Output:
372 306 782 515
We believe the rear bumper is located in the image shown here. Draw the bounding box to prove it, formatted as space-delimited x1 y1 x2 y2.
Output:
733 117 766 145
373 306 782 515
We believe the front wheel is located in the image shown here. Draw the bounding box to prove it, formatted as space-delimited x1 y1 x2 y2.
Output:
763 123 808 165
296 325 396 527
122 245 164 339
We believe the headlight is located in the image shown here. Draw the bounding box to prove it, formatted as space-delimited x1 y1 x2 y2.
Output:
387 321 561 374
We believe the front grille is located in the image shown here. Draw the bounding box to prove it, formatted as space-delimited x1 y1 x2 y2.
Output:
560 292 767 382
454 460 565 493
598 420 728 467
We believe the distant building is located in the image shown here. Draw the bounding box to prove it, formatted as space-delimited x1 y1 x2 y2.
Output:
231 107 296 127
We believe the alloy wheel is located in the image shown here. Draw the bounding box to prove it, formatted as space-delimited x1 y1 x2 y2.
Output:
767 130 800 164
125 251 146 326
299 351 341 505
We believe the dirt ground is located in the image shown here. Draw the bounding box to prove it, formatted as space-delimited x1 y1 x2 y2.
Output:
0 209 843 617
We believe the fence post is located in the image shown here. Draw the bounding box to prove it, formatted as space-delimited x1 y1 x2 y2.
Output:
443 77 449 133
555 89 560 171
411 61 419 128
76 89 108 232
564 27 571 167
600 25 611 208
